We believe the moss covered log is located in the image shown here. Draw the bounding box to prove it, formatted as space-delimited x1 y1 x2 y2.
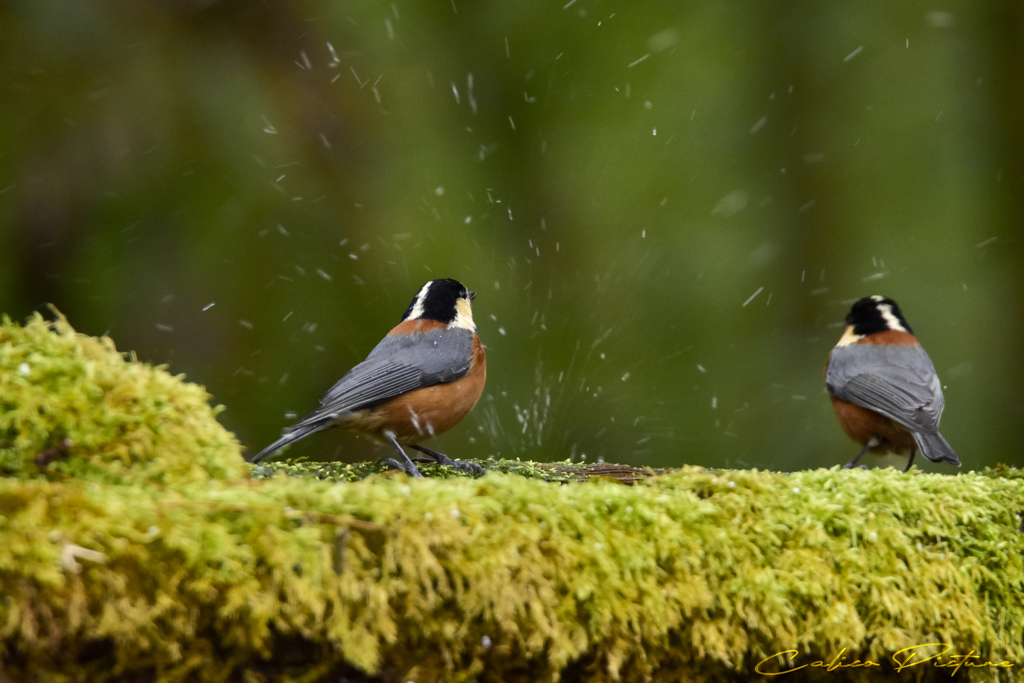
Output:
0 310 245 485
2 314 1024 682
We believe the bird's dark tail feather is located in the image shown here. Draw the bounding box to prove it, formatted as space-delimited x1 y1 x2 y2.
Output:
248 424 321 463
913 431 960 467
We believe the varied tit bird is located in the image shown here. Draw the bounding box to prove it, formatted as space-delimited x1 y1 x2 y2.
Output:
248 278 486 478
825 295 960 472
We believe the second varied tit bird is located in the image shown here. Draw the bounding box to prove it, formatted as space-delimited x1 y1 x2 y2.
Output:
248 278 486 478
824 295 960 472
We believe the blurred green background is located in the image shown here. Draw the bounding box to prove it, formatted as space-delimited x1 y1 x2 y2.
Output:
2 1 1022 472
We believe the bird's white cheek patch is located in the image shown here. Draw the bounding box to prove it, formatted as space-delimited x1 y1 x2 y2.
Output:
450 298 476 332
836 325 863 347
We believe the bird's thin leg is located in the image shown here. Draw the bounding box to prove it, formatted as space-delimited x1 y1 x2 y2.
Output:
381 433 423 478
411 444 483 476
842 438 880 470
903 448 917 473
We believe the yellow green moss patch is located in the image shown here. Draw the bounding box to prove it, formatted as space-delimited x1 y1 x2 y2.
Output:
0 468 1022 682
0 311 246 485
2 313 1024 682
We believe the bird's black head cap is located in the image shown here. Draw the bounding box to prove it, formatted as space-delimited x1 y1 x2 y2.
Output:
846 295 914 336
401 278 475 324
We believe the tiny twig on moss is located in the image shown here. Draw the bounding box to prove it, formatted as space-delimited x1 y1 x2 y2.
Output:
34 438 72 471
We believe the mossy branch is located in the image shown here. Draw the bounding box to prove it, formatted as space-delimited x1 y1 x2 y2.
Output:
2 313 1023 683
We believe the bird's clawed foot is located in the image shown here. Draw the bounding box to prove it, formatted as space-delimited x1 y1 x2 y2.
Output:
381 434 425 478
842 439 879 470
380 456 423 479
379 456 424 478
380 434 482 477
411 445 484 476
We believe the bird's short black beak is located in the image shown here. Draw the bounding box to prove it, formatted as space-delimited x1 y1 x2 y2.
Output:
468 291 477 301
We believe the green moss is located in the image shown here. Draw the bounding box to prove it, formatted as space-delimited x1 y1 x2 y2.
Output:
2 313 1023 682
0 310 246 485
251 458 659 484
1 468 1022 682
251 458 487 482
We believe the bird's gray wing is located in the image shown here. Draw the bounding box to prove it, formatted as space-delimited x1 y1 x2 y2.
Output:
290 327 474 429
826 344 944 433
